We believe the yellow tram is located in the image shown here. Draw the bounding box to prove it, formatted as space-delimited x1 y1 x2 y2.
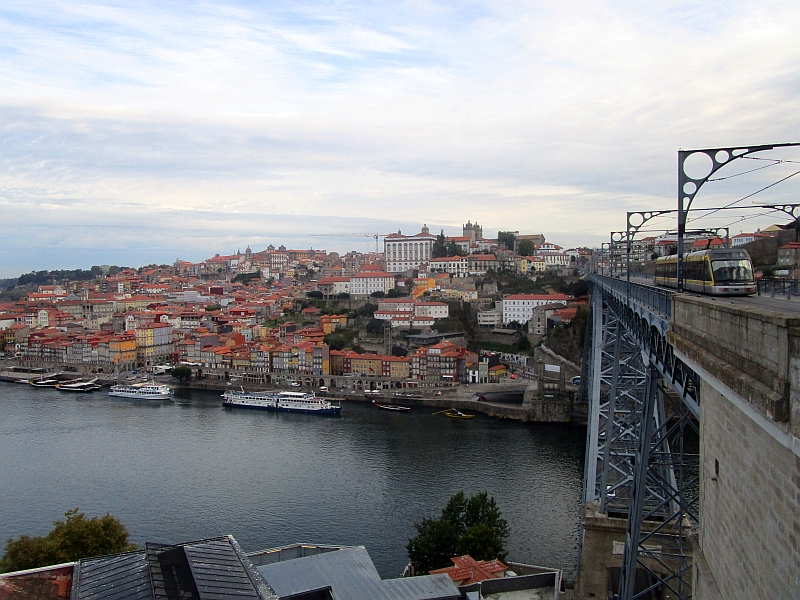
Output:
654 248 756 296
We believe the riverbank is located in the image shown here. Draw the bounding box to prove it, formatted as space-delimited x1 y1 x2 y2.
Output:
1 367 586 425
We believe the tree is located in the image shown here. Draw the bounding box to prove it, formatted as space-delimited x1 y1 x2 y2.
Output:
497 231 516 251
517 239 536 256
171 365 192 381
307 290 323 299
387 287 407 298
406 491 509 574
433 230 448 259
370 291 385 298
444 241 466 257
366 318 384 335
0 509 138 573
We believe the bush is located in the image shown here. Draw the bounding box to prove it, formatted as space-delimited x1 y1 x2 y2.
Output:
0 509 137 573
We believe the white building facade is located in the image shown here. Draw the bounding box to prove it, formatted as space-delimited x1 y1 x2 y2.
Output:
502 293 571 325
384 225 437 273
348 272 395 296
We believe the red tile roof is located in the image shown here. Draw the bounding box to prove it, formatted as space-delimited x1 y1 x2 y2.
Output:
430 555 508 585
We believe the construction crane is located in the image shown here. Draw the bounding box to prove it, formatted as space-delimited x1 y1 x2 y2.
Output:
309 233 388 253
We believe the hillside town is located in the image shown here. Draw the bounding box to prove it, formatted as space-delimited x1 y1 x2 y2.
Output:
1 221 795 388
0 223 595 386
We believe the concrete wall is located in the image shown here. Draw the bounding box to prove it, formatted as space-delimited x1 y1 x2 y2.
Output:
669 295 800 600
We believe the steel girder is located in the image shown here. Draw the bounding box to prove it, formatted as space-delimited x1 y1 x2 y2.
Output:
584 291 649 514
583 281 699 600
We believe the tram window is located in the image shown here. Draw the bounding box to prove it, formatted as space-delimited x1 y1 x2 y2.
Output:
712 260 753 282
704 261 712 282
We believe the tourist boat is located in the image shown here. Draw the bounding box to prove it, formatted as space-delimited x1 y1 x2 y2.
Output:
29 378 61 387
434 408 475 419
222 389 341 415
108 382 172 400
373 403 411 412
57 378 100 393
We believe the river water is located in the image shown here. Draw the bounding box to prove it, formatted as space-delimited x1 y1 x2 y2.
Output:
0 384 585 577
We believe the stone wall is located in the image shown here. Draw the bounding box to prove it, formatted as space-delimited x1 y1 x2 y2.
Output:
696 383 800 599
669 295 800 599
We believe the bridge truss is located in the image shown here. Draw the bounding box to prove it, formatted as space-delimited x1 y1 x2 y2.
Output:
582 275 700 600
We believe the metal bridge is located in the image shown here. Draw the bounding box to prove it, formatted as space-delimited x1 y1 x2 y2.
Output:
580 274 699 600
578 142 800 599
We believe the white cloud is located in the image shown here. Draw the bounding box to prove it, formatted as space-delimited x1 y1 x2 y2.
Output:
0 0 799 276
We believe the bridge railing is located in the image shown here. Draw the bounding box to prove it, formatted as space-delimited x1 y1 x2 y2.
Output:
589 274 675 318
757 278 800 298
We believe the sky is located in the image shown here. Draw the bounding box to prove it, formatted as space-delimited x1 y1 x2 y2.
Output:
1 0 800 277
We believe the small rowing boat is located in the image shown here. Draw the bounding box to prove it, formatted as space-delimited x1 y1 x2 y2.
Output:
433 408 475 419
374 403 410 412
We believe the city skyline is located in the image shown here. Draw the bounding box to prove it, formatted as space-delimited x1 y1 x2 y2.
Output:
2 0 800 277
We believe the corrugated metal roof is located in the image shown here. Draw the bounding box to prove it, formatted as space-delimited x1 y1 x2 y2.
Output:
257 547 460 600
184 538 264 600
71 536 277 600
72 551 153 600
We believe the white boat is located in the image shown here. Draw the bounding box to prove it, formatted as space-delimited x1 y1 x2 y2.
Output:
29 378 61 387
222 389 341 415
109 382 172 400
57 377 100 393
373 403 411 412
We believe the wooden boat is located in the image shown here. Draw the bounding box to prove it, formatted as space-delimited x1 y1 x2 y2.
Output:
433 408 475 419
445 410 474 419
374 403 411 412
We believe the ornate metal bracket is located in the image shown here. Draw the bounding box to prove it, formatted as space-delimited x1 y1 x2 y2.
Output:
677 144 800 290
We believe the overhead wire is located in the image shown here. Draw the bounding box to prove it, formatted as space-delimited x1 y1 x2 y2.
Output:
686 168 800 224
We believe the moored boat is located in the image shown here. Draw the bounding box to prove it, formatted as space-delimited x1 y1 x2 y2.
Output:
434 408 475 419
222 389 341 415
57 377 100 393
29 378 61 387
109 382 172 400
374 403 410 412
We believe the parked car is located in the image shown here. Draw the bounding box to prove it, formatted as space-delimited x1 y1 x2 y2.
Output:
571 376 581 386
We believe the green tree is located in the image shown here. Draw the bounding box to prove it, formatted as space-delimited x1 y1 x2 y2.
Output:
171 365 192 381
432 230 448 259
497 231 516 251
406 491 509 574
366 318 385 335
517 239 536 256
0 509 138 573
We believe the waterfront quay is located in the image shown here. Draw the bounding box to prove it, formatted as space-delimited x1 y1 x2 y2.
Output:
1 364 585 424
